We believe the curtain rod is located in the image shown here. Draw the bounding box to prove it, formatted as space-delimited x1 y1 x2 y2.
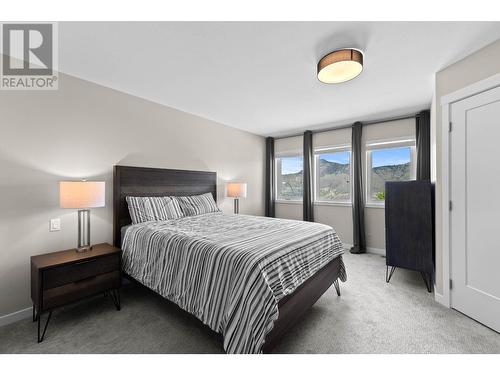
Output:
273 111 425 140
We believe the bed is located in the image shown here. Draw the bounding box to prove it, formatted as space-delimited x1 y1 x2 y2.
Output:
113 165 346 353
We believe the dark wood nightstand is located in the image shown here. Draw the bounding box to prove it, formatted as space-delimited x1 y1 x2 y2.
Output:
30 243 121 343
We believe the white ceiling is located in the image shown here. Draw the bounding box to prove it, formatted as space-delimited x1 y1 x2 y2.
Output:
59 22 500 137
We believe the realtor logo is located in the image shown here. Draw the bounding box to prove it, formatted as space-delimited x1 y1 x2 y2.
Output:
1 22 58 90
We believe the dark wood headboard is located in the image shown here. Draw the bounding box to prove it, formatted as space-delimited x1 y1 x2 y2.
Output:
113 165 217 247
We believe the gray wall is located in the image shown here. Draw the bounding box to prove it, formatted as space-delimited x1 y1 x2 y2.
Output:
433 38 500 295
0 72 265 318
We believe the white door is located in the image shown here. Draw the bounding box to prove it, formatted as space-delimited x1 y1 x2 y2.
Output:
450 85 500 333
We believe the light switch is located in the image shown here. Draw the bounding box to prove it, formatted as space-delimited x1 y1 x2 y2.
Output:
50 218 61 232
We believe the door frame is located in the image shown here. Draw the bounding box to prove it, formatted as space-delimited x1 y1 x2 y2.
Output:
439 72 500 307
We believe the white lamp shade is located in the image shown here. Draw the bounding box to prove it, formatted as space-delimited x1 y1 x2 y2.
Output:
226 182 247 198
60 181 105 208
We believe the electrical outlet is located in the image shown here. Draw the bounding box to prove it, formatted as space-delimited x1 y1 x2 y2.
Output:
49 218 61 232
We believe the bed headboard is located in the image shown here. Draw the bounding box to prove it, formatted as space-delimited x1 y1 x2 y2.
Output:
113 165 217 247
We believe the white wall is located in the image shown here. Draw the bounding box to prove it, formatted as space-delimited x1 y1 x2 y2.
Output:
274 119 416 251
433 38 500 295
0 71 265 318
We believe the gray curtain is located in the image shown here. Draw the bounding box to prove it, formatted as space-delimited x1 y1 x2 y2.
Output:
416 110 431 181
351 122 366 254
265 137 275 217
303 130 314 222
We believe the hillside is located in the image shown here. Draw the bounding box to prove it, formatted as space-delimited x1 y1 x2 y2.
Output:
318 158 349 176
317 159 350 200
279 159 410 201
279 170 303 200
370 162 410 200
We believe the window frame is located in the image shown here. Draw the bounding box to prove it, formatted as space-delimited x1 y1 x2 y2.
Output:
365 138 416 207
275 151 304 203
313 144 352 206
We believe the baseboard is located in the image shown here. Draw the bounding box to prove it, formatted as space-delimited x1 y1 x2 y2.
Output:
366 247 386 256
342 243 385 256
342 243 353 250
0 306 32 327
434 291 450 307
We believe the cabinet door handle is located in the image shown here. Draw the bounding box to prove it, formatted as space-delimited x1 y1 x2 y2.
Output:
74 275 97 283
74 259 97 266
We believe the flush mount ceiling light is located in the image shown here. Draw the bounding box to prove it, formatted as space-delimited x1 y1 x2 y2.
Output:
317 48 364 84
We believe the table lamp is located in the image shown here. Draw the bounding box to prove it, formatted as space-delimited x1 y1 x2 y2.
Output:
226 182 247 214
60 181 105 252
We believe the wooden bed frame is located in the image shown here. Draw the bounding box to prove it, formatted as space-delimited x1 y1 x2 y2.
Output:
113 165 342 353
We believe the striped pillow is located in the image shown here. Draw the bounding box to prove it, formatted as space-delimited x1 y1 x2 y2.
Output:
175 193 220 217
126 196 184 224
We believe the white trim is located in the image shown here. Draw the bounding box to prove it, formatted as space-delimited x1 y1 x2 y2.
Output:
314 144 351 153
314 201 351 207
275 153 304 202
366 247 385 256
365 137 415 150
440 72 500 106
275 150 303 158
0 306 31 327
440 104 451 308
434 291 449 307
365 140 417 205
365 203 385 209
275 200 302 205
313 146 352 205
438 72 500 309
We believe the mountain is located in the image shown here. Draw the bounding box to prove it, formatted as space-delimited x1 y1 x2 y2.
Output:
317 159 350 200
279 169 303 199
318 158 349 176
370 162 410 199
279 159 410 201
279 159 350 200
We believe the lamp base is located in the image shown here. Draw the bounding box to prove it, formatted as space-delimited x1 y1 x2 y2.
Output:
76 245 92 253
77 209 91 251
233 198 239 214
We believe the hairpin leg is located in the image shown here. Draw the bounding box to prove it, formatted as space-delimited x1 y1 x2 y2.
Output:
421 272 432 293
108 289 121 311
386 266 396 283
37 310 52 343
333 279 341 296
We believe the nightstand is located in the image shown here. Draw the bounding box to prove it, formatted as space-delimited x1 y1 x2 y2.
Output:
30 243 121 343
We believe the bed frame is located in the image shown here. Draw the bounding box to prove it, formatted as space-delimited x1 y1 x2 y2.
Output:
113 165 342 353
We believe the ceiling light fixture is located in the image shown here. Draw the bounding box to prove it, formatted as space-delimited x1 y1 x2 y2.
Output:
317 48 364 84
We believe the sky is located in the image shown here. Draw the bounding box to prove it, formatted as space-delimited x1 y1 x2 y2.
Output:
281 156 303 174
280 147 410 174
372 146 411 168
320 150 350 164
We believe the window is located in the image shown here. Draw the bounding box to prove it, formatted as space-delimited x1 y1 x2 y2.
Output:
314 147 351 203
276 154 303 201
366 139 416 204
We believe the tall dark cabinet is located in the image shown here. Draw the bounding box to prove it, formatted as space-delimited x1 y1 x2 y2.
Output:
384 181 435 292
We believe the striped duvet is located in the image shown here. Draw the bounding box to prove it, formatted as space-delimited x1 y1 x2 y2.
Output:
121 212 346 354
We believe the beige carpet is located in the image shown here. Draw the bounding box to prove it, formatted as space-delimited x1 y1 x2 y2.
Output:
1 251 499 354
